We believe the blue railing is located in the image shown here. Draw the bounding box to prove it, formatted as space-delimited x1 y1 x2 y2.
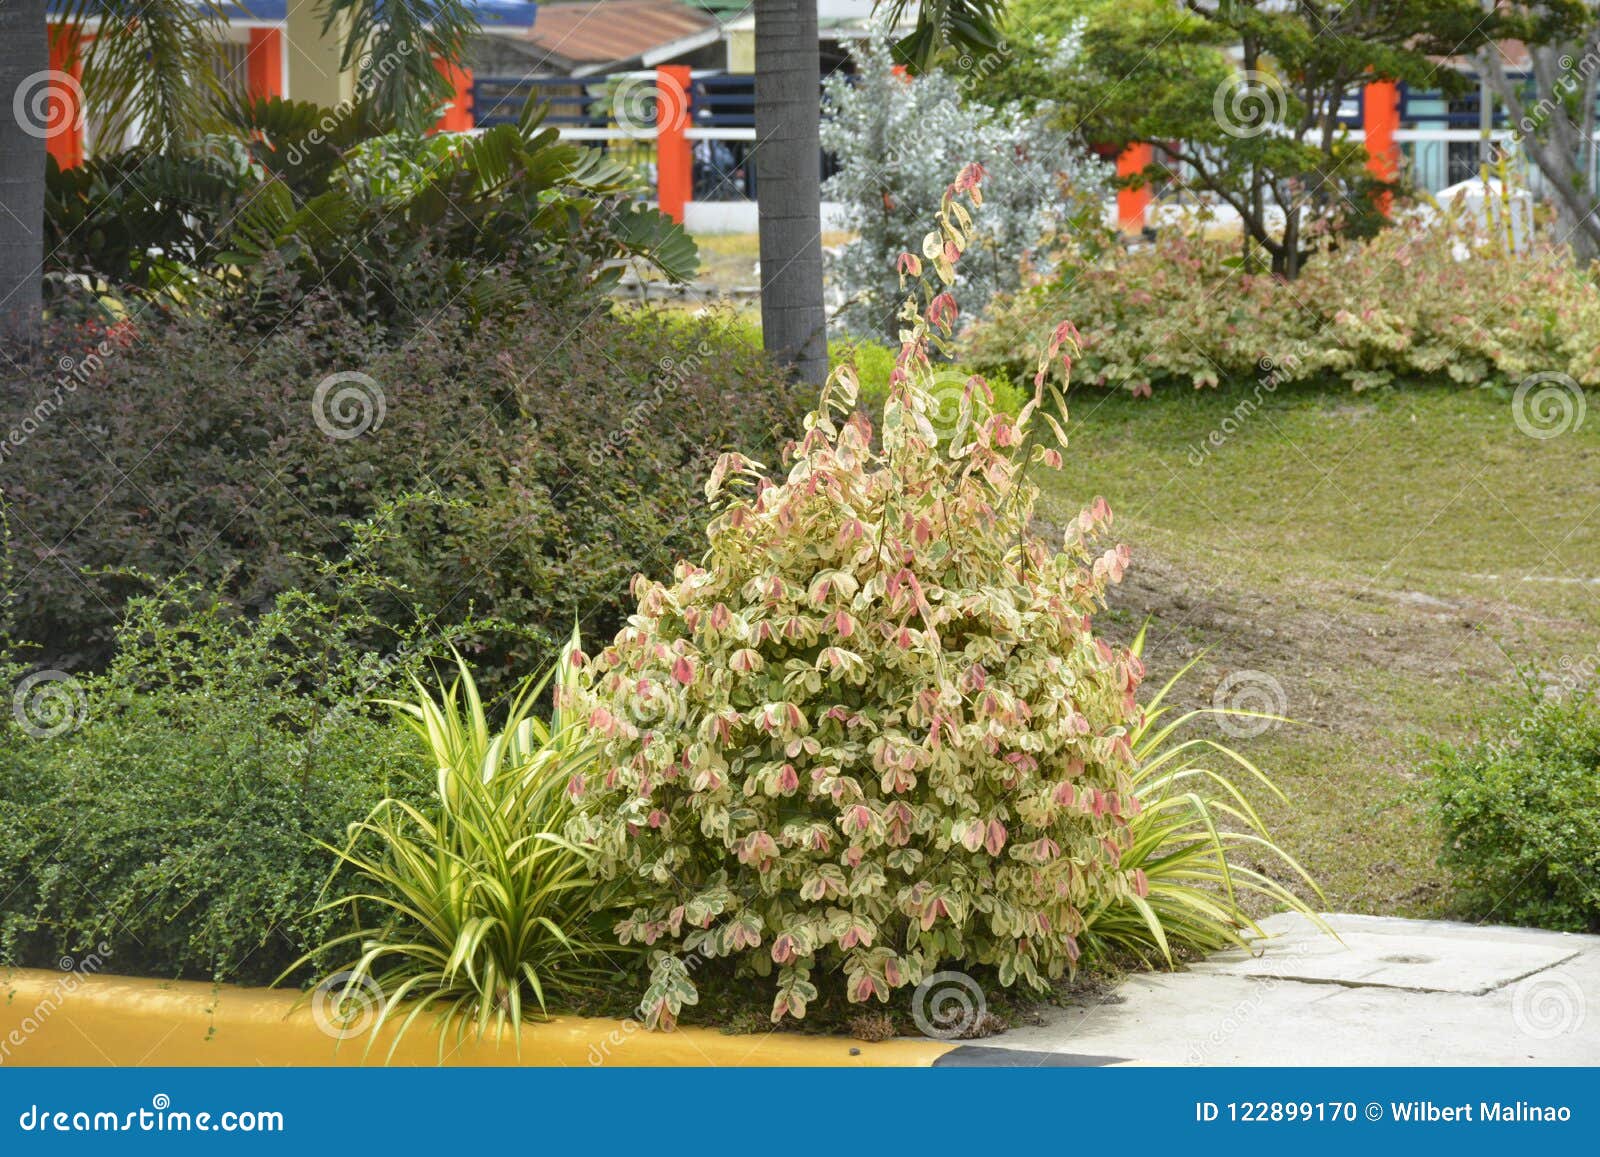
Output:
472 75 610 129
470 71 759 132
1398 84 1513 127
692 74 756 128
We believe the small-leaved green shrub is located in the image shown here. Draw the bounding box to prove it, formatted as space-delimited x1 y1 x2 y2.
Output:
3 297 808 699
570 166 1150 1028
0 574 436 985
1427 684 1600 932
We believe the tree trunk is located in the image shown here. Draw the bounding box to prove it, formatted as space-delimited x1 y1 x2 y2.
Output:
1480 35 1600 266
0 0 49 348
754 0 827 387
1280 198 1302 280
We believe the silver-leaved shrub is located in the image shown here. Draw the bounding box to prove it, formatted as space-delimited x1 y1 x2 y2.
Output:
568 167 1146 1029
821 35 1107 341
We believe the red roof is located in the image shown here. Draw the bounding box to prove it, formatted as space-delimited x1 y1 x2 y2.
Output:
524 1 718 68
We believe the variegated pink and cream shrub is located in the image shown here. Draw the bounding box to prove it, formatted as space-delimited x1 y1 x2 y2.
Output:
566 166 1146 1029
967 209 1600 394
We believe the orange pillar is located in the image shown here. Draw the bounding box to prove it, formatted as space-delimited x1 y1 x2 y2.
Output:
1363 79 1400 215
45 24 84 170
1116 143 1153 235
655 65 692 224
245 28 284 100
432 58 474 132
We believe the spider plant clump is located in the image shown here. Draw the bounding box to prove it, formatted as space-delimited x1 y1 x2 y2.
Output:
1079 627 1325 966
290 635 617 1059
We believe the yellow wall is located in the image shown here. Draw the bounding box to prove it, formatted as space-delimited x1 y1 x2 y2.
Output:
0 968 952 1067
285 0 355 107
729 25 755 73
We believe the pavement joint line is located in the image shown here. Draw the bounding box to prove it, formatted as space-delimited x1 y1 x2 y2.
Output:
1185 959 1582 999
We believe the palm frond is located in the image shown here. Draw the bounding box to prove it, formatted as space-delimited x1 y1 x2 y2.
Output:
323 0 480 131
875 0 1008 73
61 0 231 146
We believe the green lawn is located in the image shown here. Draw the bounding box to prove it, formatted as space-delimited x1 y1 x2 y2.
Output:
687 231 852 291
1037 379 1600 919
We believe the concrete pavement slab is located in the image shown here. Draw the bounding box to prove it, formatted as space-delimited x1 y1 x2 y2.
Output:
975 913 1599 1065
1196 929 1578 995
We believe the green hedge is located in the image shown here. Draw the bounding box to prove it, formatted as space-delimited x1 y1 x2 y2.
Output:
967 220 1600 394
3 301 807 699
1428 688 1600 932
0 585 430 985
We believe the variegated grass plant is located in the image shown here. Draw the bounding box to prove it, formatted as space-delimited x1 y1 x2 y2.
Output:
287 632 618 1059
1080 625 1327 966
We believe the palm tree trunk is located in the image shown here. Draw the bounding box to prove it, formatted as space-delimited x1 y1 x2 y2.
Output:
754 0 827 387
0 0 49 347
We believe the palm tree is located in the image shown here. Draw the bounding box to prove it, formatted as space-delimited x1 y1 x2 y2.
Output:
753 0 828 387
0 0 478 344
753 0 1006 384
0 0 48 345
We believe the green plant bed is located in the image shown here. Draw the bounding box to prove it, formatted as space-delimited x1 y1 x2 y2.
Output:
1426 682 1600 932
966 218 1600 395
0 580 433 986
268 176 1323 1052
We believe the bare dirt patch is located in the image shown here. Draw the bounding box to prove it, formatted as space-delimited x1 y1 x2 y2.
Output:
1073 542 1598 919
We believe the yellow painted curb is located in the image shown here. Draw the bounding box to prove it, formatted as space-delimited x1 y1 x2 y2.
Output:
1 969 955 1067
